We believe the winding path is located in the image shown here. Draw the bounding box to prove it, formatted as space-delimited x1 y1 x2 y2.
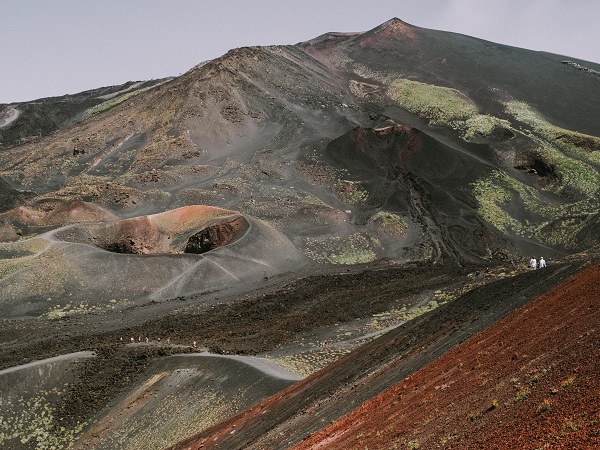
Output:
181 352 303 381
0 351 95 376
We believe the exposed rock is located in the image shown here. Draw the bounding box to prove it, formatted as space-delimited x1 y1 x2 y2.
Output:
184 216 249 254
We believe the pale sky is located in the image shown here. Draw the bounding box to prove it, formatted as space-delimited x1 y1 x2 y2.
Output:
1 0 598 104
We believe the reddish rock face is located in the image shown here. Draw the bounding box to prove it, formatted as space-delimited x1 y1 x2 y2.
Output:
94 216 160 254
184 216 249 254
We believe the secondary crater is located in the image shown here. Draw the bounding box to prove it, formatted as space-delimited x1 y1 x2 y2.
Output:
55 205 249 255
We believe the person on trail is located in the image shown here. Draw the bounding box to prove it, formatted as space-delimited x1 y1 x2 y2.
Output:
530 256 537 270
539 257 547 268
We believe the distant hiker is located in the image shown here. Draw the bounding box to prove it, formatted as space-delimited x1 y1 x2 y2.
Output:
145 337 149 343
539 257 547 268
529 256 537 270
193 340 197 348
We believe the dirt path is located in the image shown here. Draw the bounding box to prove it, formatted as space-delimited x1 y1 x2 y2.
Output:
191 352 303 381
0 351 95 375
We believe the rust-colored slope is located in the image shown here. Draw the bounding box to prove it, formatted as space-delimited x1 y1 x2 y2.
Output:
295 263 600 449
169 264 584 450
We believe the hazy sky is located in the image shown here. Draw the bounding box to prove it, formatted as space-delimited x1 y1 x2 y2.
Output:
1 0 598 103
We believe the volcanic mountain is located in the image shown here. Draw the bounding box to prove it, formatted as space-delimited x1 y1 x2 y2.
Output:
0 18 599 450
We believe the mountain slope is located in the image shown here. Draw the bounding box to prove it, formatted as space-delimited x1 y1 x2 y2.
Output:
0 18 599 450
170 262 588 450
294 262 600 449
0 79 170 149
1 19 598 273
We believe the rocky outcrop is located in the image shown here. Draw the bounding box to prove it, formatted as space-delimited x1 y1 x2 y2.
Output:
561 60 600 77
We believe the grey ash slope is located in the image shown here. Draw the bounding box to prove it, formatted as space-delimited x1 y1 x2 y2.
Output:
0 79 170 149
1 19 597 269
304 18 600 134
0 16 598 324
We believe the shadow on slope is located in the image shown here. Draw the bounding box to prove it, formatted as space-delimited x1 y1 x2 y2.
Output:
319 124 513 263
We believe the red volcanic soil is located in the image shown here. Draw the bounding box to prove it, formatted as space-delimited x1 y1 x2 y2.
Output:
169 262 588 450
296 263 600 449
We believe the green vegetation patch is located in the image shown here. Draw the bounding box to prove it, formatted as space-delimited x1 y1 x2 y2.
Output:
88 86 155 116
0 238 49 255
371 211 407 236
298 156 369 206
90 385 238 450
47 298 132 320
303 233 378 265
505 100 600 194
389 79 477 124
459 114 512 140
506 100 600 154
0 258 34 280
471 168 599 247
514 388 531 402
334 179 369 204
533 141 599 196
471 173 519 234
275 348 351 377
0 238 50 279
388 79 511 140
0 390 85 449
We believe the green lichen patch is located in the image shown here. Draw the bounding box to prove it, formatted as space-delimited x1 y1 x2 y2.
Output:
388 79 512 140
0 390 85 450
388 79 477 124
370 211 407 236
303 233 378 265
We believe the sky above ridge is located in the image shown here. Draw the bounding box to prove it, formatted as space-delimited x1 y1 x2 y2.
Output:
1 0 598 103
